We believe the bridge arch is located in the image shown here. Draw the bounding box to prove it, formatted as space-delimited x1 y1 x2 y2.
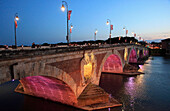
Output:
139 49 143 58
16 75 78 106
43 65 85 97
95 50 124 85
127 47 138 63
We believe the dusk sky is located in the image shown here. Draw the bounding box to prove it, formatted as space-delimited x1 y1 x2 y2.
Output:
0 0 170 45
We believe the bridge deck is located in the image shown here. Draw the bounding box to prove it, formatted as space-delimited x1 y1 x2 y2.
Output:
0 44 141 61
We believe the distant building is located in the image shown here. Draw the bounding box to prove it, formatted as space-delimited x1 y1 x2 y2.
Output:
148 42 162 49
162 38 170 55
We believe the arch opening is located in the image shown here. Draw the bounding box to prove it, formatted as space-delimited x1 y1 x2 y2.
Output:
129 49 137 63
102 54 123 73
15 76 77 106
139 50 143 58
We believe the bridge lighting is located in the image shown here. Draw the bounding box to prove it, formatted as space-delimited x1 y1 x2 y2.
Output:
95 29 98 33
106 19 112 44
94 29 98 45
15 15 19 21
61 4 65 12
106 21 109 25
71 24 73 29
123 27 127 37
69 24 73 42
14 13 19 48
61 1 70 45
124 47 128 62
84 62 92 79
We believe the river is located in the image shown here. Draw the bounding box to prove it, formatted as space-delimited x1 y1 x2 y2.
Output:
0 56 170 111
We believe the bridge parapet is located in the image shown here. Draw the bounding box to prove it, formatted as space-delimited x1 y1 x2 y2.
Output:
0 44 145 61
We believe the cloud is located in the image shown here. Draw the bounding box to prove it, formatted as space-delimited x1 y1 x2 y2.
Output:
140 32 170 40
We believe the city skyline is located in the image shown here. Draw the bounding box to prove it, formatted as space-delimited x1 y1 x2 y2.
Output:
0 0 170 45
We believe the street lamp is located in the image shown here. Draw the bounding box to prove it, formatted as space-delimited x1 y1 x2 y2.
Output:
132 32 134 37
123 27 126 37
61 4 65 12
61 1 69 45
14 13 19 48
70 24 73 29
106 19 112 44
69 24 73 43
94 29 98 45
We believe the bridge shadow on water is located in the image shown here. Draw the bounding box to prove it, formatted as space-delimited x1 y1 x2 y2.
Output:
21 95 121 111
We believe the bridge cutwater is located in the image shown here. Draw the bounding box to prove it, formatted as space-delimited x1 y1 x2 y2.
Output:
0 44 149 110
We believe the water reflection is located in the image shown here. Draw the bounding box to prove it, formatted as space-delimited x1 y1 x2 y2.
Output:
124 77 136 110
100 72 146 111
100 56 170 111
124 75 145 111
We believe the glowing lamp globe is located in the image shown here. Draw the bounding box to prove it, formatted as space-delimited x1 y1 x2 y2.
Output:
61 4 65 12
106 21 109 25
15 16 19 21
71 25 73 29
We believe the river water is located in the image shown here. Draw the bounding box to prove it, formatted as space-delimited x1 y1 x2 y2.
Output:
0 56 170 111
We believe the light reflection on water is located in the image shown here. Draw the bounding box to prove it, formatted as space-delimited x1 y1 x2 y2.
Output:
100 56 170 111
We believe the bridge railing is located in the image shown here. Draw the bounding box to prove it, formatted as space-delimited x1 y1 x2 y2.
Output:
0 43 144 60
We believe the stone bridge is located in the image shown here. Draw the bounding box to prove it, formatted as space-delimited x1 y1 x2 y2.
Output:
0 44 149 106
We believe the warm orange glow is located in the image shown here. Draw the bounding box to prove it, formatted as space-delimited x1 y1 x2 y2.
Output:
71 25 73 29
124 47 128 61
137 49 139 57
15 16 19 21
143 48 145 56
84 63 92 80
106 21 109 25
61 4 65 12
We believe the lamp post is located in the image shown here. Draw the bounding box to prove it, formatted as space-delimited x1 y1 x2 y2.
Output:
123 27 126 37
69 24 73 43
106 19 112 44
132 32 134 37
94 29 98 45
14 13 19 48
123 27 129 37
61 1 69 45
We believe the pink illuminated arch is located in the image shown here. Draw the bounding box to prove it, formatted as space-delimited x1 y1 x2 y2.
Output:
102 54 123 73
18 76 77 106
129 49 137 63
